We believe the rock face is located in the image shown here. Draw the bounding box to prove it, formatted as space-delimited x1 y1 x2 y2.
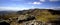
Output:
18 15 35 23
21 20 43 25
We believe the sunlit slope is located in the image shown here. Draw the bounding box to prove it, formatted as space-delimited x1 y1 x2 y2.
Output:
17 9 60 22
29 9 58 22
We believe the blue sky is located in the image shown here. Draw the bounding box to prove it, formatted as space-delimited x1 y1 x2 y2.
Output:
0 0 60 11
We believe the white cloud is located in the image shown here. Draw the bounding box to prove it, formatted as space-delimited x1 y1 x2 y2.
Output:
46 7 60 9
0 7 30 11
49 0 60 2
33 2 41 4
28 2 42 5
40 0 45 2
0 7 20 11
10 0 24 1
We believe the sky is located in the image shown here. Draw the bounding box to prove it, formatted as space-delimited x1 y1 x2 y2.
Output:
0 0 60 11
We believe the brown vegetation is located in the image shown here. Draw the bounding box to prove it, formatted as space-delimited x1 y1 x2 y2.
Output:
0 8 60 25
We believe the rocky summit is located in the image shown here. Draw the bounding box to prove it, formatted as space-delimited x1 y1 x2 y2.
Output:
0 9 60 25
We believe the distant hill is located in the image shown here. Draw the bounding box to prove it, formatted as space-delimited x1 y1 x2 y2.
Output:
0 11 19 20
17 9 60 15
17 9 60 22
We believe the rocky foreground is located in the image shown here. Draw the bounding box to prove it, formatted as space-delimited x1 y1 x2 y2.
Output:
0 9 60 25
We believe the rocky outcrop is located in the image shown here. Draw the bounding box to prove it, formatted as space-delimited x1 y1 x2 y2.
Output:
0 22 10 25
0 9 60 25
18 15 35 23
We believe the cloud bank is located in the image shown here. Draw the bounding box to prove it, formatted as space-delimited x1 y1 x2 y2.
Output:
49 0 60 2
0 7 30 11
28 2 42 5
